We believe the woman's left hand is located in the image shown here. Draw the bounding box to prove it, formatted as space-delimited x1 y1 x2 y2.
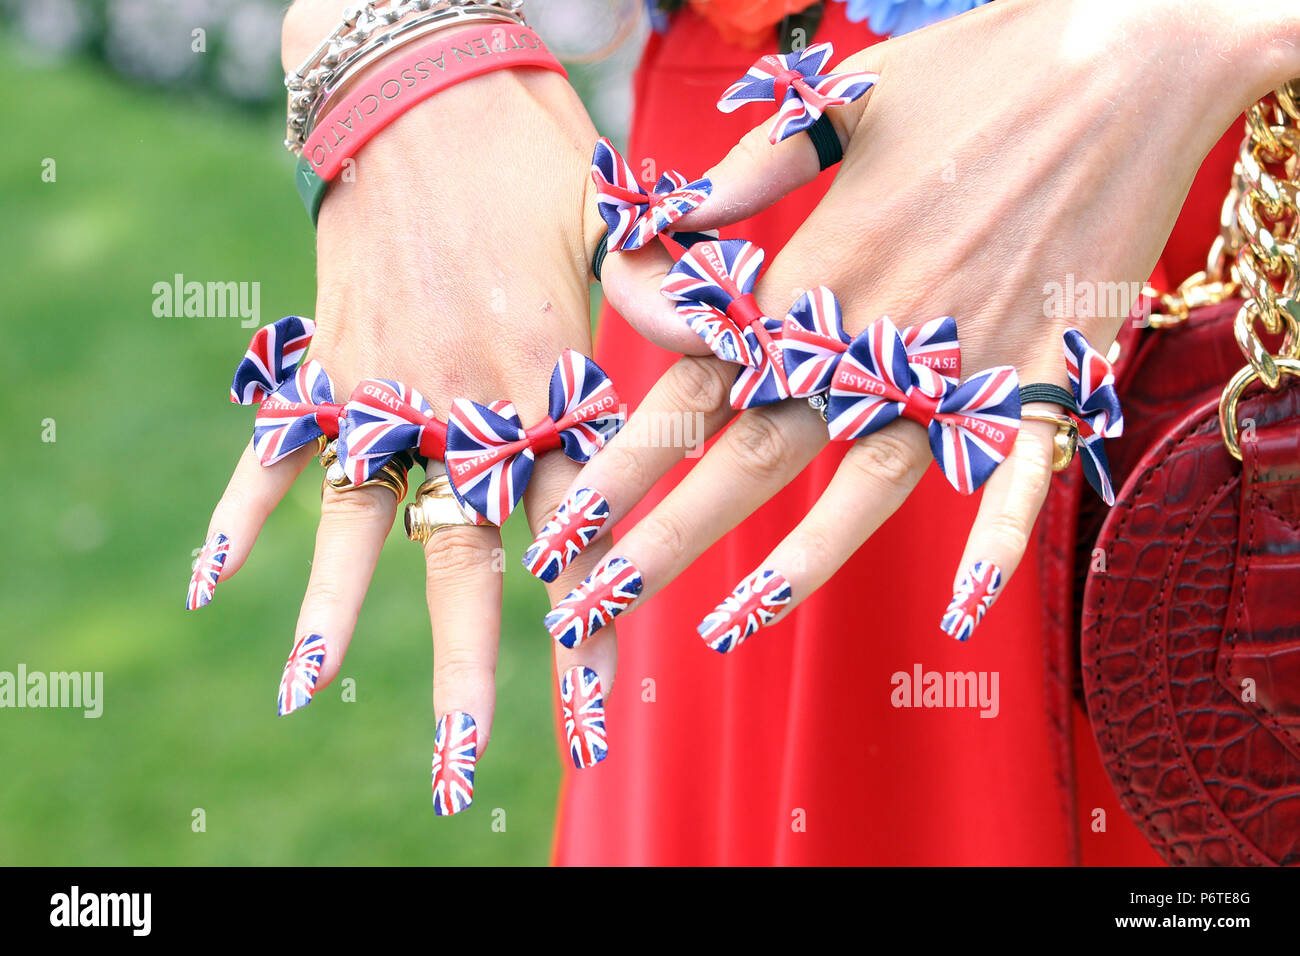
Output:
524 0 1300 647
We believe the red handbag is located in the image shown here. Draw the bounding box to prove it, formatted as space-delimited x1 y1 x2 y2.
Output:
1038 84 1300 866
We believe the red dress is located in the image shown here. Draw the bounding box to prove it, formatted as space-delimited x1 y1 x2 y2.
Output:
553 3 1237 865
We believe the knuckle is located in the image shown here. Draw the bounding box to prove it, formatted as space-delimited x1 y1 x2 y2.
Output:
301 574 347 612
423 527 494 577
663 356 730 411
986 511 1032 559
635 509 692 562
432 654 494 694
597 442 650 497
848 429 924 488
726 410 794 482
321 485 395 525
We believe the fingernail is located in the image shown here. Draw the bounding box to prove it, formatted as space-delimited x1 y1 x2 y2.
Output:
697 568 792 654
277 633 326 717
941 561 1003 641
545 555 643 649
431 711 477 816
561 666 608 769
185 532 230 610
522 488 610 582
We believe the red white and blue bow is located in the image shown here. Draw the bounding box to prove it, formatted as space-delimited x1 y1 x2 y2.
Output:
827 316 1020 494
253 360 343 466
445 350 624 526
1064 328 1124 505
592 138 715 252
781 292 963 398
336 379 449 486
717 41 879 144
230 316 315 405
661 239 791 409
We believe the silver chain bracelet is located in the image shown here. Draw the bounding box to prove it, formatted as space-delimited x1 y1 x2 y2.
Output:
284 0 527 153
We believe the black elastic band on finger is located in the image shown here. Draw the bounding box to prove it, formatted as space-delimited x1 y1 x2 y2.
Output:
592 230 610 282
1019 383 1078 412
806 113 842 171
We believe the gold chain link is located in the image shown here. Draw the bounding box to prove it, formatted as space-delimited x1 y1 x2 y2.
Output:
1216 80 1300 459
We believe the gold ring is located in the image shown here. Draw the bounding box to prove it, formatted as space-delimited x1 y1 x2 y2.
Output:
1021 411 1079 472
1218 357 1300 461
318 437 338 468
321 451 413 501
404 473 484 543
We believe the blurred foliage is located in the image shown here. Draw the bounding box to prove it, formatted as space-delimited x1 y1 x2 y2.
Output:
0 31 572 865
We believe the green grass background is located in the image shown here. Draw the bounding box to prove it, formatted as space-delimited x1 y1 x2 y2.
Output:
0 38 588 864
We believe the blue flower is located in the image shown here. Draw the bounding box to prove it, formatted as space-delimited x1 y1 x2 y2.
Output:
836 0 993 37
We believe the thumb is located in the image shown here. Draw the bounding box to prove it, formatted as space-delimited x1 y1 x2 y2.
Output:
599 241 713 355
674 46 883 233
669 118 830 233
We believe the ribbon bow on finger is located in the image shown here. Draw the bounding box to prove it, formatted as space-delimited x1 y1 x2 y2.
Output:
336 379 451 487
230 316 315 405
592 138 715 252
827 316 1021 494
1064 328 1124 505
662 239 791 409
446 350 625 526
717 41 879 144
781 293 963 398
253 360 344 466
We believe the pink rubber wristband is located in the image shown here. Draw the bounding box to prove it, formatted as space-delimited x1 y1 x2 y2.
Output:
302 22 566 182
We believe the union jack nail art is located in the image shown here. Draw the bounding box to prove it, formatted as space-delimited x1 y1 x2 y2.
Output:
432 711 477 816
523 488 611 582
185 532 230 611
545 555 643 649
277 633 326 716
940 561 1003 641
561 666 608 769
698 569 792 654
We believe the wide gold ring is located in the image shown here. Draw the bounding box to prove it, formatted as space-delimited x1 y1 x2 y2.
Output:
1020 411 1079 472
404 473 484 543
1218 357 1300 461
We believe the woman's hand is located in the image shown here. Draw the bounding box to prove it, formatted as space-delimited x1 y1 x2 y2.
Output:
525 0 1300 647
185 0 699 806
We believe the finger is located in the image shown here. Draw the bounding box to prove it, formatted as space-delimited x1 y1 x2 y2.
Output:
185 439 316 610
599 241 713 355
523 454 618 770
938 415 1057 642
544 398 829 650
425 522 503 816
694 424 931 653
275 479 399 717
521 355 737 583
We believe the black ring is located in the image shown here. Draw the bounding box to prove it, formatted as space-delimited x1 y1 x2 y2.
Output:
592 230 609 282
806 114 842 171
1019 383 1077 412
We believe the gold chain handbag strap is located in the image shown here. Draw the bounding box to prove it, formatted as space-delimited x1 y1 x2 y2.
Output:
1143 79 1300 459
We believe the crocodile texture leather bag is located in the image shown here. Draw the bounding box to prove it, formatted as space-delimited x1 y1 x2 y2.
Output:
1038 83 1300 866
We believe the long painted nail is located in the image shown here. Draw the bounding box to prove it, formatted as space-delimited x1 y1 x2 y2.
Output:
941 561 1003 641
431 711 477 816
545 556 643 649
185 532 230 610
697 568 792 654
522 488 610 582
561 666 608 769
277 633 326 717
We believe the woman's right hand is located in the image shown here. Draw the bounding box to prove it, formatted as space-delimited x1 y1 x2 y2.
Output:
522 0 1300 649
184 0 702 810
